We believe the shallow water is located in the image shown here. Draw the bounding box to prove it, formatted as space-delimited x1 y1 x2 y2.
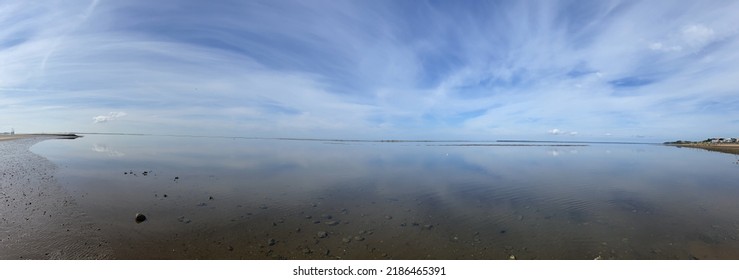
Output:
25 135 739 259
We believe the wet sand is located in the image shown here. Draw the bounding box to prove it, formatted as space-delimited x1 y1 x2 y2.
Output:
669 143 739 156
0 136 109 259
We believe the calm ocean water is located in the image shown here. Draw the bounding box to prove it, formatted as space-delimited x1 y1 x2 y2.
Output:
29 135 739 259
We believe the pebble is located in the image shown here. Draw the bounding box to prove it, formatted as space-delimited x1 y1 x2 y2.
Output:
302 248 311 255
177 216 192 224
385 215 393 220
267 238 276 246
209 196 214 200
423 224 433 230
317 231 328 238
325 220 339 226
342 237 352 243
508 255 516 260
353 236 365 241
135 213 147 223
304 215 312 219
322 214 332 219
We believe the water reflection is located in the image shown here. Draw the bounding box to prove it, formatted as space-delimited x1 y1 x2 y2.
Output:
28 136 739 259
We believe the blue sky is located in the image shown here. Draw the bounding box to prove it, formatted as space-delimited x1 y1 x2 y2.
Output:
1 0 738 141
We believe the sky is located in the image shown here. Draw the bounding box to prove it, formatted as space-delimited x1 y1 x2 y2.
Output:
1 0 738 141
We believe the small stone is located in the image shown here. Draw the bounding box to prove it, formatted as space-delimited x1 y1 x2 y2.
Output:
209 196 214 200
163 194 168 198
197 202 208 207
227 246 234 251
508 255 516 260
385 215 393 220
267 238 277 246
322 214 332 219
304 215 312 219
423 224 433 230
174 176 179 180
313 220 321 224
325 220 339 226
259 205 268 209
342 237 352 243
295 228 301 232
317 231 328 238
302 248 311 255
135 213 147 223
353 236 365 241
518 215 524 221
594 255 602 260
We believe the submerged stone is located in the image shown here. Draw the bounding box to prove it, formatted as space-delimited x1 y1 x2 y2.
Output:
135 213 147 223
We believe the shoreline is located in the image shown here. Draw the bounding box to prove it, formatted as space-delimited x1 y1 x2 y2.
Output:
0 133 81 141
667 143 739 156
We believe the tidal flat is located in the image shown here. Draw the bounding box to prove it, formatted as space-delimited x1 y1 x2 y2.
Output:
2 135 739 259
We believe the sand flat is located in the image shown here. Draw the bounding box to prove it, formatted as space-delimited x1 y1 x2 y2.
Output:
671 143 739 155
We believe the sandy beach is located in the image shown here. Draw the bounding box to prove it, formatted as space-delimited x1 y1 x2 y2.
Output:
669 143 739 156
0 135 109 259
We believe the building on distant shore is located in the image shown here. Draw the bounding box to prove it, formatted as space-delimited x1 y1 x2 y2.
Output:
10 128 14 135
707 137 738 143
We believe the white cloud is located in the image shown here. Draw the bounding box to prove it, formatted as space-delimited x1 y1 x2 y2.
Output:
93 112 127 123
682 24 715 49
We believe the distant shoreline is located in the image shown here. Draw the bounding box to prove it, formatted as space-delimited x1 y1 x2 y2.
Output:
667 143 739 156
0 133 81 141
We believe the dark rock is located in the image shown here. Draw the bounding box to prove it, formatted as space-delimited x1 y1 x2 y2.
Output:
325 220 339 226
135 213 147 223
209 196 214 200
353 236 365 241
317 231 328 238
500 230 507 234
313 220 321 224
174 176 179 180
322 214 332 219
385 215 393 220
304 215 312 219
268 238 277 246
163 194 168 198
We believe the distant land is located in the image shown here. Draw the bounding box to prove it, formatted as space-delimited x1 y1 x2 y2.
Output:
664 137 739 155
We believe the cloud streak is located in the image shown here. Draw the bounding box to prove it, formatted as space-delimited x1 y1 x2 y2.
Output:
93 112 126 123
1 0 738 140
